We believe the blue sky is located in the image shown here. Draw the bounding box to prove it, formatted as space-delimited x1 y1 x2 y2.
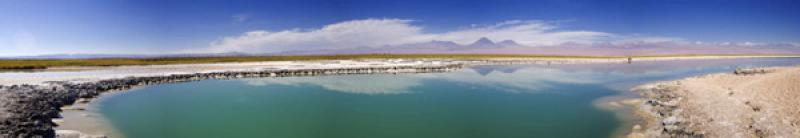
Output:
1 0 799 56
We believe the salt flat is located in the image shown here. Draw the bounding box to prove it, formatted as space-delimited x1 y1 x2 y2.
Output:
0 59 460 85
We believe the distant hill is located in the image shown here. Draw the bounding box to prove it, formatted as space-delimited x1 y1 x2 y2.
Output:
5 37 800 59
281 37 800 56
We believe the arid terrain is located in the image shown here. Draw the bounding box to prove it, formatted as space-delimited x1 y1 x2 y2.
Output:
631 66 800 137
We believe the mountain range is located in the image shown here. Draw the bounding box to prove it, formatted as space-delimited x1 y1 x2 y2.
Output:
282 37 800 56
5 37 800 59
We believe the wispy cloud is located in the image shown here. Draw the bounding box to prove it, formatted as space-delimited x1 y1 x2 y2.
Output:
12 30 38 51
232 14 249 23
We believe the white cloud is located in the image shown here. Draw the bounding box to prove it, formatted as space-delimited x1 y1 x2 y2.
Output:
243 75 424 95
435 20 612 45
202 18 800 54
431 67 608 93
206 19 429 53
203 19 626 53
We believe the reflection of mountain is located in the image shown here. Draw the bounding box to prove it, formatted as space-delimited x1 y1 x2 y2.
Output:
470 65 526 76
242 65 609 94
243 75 423 95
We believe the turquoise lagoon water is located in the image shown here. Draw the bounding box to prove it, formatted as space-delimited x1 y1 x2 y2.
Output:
93 58 800 138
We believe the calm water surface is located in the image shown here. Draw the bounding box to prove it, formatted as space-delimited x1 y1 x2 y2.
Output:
94 58 800 138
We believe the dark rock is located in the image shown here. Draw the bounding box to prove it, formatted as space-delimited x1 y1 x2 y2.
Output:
734 68 772 75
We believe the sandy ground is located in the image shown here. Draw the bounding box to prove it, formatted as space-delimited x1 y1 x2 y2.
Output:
630 66 800 137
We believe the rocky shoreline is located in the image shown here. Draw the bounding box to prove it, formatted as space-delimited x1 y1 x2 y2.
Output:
0 64 462 137
629 81 706 137
629 67 800 137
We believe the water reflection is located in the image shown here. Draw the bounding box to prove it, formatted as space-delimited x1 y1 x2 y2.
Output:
243 66 609 94
243 75 423 95
241 58 800 95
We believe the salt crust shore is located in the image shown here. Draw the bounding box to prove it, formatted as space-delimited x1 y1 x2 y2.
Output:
629 66 800 137
6 56 798 86
0 56 797 137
